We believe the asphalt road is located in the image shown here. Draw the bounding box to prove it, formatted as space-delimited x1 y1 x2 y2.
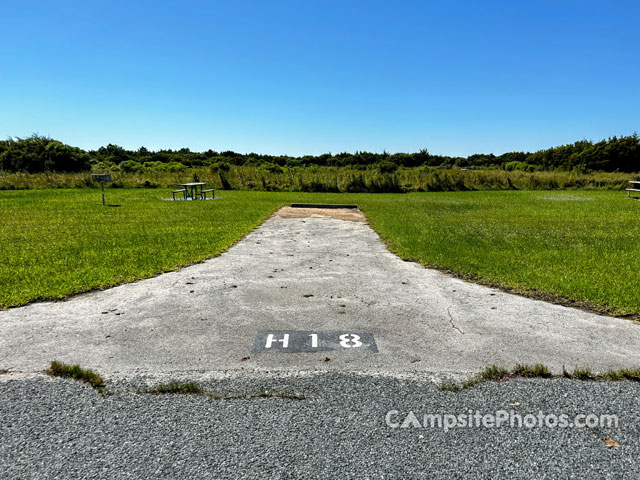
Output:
1 373 638 479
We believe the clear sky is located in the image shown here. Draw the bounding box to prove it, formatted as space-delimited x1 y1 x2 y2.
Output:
1 1 638 156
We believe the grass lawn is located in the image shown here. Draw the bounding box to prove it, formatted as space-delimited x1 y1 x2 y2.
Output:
362 191 640 316
1 188 639 315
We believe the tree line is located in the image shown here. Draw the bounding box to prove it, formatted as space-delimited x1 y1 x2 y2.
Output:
1 133 638 173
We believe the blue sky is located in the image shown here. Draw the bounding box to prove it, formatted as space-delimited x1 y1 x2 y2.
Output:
1 1 638 156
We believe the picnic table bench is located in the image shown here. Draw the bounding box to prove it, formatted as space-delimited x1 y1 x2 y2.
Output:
626 181 640 199
172 188 187 200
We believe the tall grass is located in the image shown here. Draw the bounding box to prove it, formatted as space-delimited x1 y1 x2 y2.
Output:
0 167 635 192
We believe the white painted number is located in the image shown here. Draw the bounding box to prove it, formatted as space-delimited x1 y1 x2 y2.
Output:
309 333 318 348
339 333 362 348
265 333 289 348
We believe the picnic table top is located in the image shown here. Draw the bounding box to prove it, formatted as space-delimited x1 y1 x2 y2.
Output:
179 182 207 187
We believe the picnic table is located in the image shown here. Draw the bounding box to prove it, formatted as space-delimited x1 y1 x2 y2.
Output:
172 182 215 200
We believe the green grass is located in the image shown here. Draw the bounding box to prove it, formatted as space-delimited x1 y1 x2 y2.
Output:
481 365 511 380
602 368 640 381
143 381 205 395
442 364 640 391
462 364 511 388
46 361 105 389
512 364 552 378
562 366 640 381
1 189 639 315
0 189 288 307
566 367 596 380
361 190 640 316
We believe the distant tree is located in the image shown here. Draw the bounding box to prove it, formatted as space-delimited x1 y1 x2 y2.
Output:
1 132 638 174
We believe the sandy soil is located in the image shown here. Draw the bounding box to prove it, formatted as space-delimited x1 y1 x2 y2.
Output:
273 206 367 222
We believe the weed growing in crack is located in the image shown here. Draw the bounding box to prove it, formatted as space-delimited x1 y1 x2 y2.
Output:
46 361 105 389
440 364 640 391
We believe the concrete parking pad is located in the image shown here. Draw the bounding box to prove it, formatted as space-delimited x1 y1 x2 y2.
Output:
1 208 639 381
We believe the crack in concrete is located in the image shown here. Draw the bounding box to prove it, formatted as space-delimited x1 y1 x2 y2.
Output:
447 308 464 335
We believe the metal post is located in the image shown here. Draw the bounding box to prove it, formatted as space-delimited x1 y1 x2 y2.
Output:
92 174 111 206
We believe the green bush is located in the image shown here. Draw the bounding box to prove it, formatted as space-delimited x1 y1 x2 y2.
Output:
164 161 187 172
210 161 231 172
119 160 144 173
259 162 284 174
377 160 398 173
143 161 166 171
504 161 542 172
